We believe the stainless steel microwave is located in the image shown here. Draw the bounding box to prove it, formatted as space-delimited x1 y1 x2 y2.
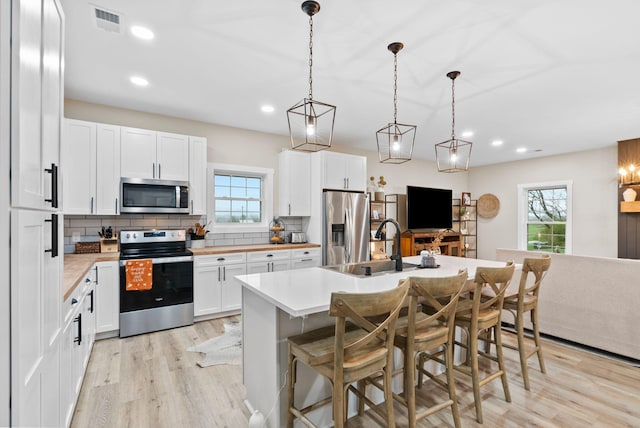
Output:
120 177 189 214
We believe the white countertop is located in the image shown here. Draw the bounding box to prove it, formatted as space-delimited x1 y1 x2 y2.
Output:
236 255 508 317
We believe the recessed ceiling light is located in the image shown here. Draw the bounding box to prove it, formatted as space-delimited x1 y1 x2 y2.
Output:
130 76 149 87
516 147 527 153
261 105 275 113
131 25 154 40
461 131 474 138
491 140 503 147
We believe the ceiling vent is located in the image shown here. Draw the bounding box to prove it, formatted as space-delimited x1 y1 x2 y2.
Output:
91 5 123 34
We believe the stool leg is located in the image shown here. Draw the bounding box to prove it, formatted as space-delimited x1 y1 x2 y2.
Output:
333 380 345 428
406 352 416 428
444 342 461 428
469 327 483 424
531 307 546 374
286 349 296 428
494 324 511 403
515 309 530 391
384 363 396 428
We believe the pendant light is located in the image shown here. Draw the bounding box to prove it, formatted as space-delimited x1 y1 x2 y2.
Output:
287 1 336 152
376 42 416 164
435 71 472 172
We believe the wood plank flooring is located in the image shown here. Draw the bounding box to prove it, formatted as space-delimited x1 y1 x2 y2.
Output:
72 316 640 427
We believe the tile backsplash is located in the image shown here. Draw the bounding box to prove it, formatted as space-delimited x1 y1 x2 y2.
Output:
64 214 304 253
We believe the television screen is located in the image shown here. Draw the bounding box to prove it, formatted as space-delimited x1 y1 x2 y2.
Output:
406 186 452 230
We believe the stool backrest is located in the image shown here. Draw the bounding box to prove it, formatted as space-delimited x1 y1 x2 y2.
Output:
471 261 515 315
329 281 410 368
400 269 468 339
518 255 551 299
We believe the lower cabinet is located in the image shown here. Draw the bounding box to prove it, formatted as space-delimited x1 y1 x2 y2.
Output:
246 249 291 274
59 274 96 428
95 261 119 334
290 247 321 269
194 253 247 317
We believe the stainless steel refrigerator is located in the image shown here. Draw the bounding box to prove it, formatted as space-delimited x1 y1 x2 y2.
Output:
323 191 370 265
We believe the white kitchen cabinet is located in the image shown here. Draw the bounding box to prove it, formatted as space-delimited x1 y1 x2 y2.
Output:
278 150 311 216
120 128 189 181
59 270 95 428
290 247 321 269
95 261 119 334
246 249 291 274
62 120 121 214
95 124 121 214
194 253 246 317
62 119 95 214
11 200 63 427
157 132 189 181
11 0 62 212
189 136 207 215
317 151 367 192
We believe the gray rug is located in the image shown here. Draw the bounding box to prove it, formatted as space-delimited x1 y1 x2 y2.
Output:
187 321 242 367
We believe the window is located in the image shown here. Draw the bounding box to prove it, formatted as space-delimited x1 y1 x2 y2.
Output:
207 163 273 233
517 181 572 254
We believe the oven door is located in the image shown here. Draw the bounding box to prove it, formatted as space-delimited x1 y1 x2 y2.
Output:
120 256 193 313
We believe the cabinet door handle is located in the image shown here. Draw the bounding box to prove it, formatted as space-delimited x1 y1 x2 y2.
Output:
90 196 94 214
303 251 309 255
218 266 221 282
223 266 226 281
288 204 291 216
89 290 94 313
153 163 156 178
44 214 59 258
95 265 99 284
44 163 58 208
266 254 273 258
74 313 82 345
115 198 118 215
217 257 225 261
301 258 313 262
158 164 161 179
347 178 350 189
191 200 194 215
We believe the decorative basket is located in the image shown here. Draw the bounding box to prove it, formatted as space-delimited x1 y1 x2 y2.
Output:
75 241 101 254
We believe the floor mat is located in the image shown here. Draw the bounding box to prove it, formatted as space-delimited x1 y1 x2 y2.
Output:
187 321 242 367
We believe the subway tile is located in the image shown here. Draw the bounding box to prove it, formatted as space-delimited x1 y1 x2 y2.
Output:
213 239 234 246
156 219 184 227
130 218 157 227
68 218 103 228
64 227 86 237
224 233 244 239
64 244 75 254
233 238 254 245
252 238 270 244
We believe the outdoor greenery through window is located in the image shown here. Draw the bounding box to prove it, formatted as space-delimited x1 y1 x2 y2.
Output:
213 174 262 223
526 186 567 253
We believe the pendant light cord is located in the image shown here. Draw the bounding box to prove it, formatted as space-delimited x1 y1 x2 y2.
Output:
308 15 313 100
451 77 456 141
393 53 398 124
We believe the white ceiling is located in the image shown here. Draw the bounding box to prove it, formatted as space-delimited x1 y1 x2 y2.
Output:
61 0 640 167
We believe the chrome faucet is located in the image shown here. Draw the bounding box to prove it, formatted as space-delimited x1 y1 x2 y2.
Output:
375 219 403 271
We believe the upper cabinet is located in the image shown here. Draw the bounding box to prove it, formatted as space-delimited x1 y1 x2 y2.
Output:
11 0 63 211
189 136 207 215
120 128 189 181
279 150 311 216
62 120 120 215
316 151 367 192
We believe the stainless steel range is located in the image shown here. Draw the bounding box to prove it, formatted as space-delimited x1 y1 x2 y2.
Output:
119 229 194 337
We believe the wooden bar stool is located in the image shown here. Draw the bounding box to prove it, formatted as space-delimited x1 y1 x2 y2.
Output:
393 270 468 428
502 255 551 390
286 281 410 428
454 262 515 424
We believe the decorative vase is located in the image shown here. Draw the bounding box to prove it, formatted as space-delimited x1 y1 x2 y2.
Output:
623 187 637 202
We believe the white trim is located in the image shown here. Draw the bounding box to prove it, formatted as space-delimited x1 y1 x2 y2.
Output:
207 163 274 234
517 180 573 254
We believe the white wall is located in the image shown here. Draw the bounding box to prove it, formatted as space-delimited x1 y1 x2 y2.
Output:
469 147 618 259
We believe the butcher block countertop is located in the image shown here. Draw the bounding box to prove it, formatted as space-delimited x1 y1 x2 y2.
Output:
189 243 320 256
63 253 120 301
62 243 320 301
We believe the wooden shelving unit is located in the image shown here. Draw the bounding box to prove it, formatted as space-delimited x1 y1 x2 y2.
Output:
620 201 640 212
452 198 477 258
400 230 462 257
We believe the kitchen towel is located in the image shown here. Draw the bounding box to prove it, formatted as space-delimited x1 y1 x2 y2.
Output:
125 259 153 291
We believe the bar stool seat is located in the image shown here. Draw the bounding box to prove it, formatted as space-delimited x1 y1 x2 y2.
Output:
286 282 410 428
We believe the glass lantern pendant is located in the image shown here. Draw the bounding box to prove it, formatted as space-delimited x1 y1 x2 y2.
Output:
435 71 472 172
287 1 336 152
376 42 416 164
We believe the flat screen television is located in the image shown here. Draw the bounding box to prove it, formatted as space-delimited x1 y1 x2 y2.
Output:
406 186 453 230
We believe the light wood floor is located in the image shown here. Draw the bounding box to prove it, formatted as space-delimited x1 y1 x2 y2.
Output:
72 316 640 428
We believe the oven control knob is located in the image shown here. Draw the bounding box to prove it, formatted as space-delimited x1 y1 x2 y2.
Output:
133 233 137 239
126 233 130 239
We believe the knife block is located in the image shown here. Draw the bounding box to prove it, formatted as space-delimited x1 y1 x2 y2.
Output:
100 236 118 253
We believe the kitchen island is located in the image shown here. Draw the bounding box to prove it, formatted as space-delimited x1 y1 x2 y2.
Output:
237 255 507 427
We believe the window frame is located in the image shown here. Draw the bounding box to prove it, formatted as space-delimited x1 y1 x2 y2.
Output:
207 163 273 234
517 180 573 254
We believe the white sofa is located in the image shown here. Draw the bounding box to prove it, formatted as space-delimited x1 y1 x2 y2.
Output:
496 248 640 360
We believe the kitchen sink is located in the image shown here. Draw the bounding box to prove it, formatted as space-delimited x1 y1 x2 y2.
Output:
322 260 419 277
